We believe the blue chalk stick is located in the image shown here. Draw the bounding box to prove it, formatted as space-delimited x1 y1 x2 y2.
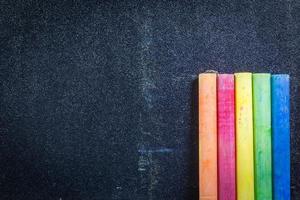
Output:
271 74 290 200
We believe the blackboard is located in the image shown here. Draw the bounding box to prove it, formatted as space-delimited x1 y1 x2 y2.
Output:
1 0 299 199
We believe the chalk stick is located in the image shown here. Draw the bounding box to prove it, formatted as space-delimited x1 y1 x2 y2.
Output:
272 74 290 200
217 74 236 200
253 73 272 200
235 73 255 200
199 73 217 200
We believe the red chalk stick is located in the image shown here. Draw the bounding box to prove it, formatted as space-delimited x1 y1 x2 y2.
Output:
217 74 236 200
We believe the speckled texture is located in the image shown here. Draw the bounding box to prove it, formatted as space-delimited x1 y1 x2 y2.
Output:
0 0 299 199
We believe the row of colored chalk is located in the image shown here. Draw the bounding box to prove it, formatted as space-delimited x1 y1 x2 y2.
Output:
198 72 290 200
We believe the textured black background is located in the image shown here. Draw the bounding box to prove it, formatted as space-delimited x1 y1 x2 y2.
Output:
0 0 299 199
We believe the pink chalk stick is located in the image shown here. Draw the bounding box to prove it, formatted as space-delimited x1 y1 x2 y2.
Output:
217 74 236 200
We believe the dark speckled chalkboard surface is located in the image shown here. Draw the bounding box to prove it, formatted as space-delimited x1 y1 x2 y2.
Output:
0 0 299 199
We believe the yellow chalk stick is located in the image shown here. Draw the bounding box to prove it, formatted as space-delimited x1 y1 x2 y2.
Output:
235 73 255 200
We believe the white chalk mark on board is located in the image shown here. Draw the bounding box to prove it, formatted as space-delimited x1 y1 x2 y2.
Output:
138 148 173 154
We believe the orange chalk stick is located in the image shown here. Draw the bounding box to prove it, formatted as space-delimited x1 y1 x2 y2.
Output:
199 73 217 200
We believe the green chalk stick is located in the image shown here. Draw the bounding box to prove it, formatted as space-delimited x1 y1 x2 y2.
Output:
253 73 272 200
